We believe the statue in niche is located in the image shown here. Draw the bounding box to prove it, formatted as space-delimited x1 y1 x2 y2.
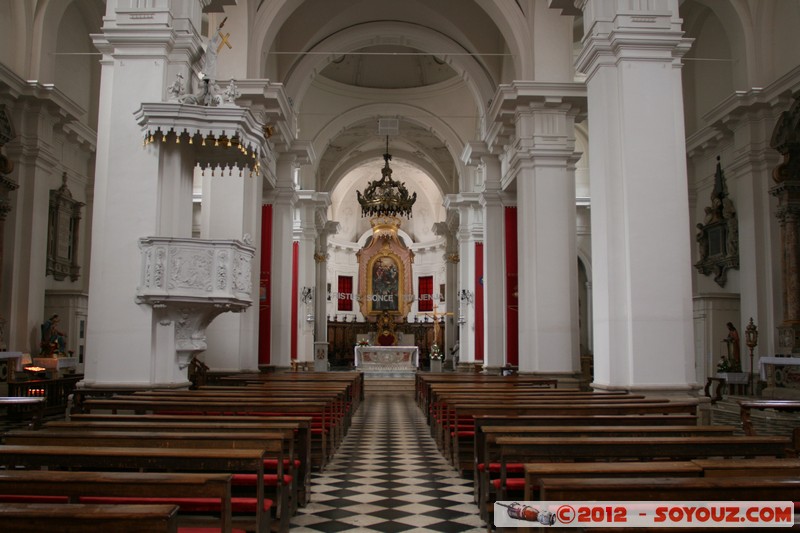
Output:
696 223 709 260
694 156 739 287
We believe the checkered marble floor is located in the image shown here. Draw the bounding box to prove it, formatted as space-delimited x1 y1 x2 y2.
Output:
290 391 484 532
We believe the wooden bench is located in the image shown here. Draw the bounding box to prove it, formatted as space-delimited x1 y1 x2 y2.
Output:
0 471 234 532
0 397 46 429
692 457 800 477
0 503 180 533
470 413 699 477
498 435 791 495
45 416 313 507
0 445 274 533
538 476 800 503
2 429 292 529
524 457 800 500
443 401 699 471
432 393 656 452
76 397 334 470
477 425 736 517
131 388 349 450
739 399 800 436
523 461 703 500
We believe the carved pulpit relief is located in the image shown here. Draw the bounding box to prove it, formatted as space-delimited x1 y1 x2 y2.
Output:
47 172 84 281
695 157 739 287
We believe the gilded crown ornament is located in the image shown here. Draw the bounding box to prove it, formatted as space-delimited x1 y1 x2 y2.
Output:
356 136 416 219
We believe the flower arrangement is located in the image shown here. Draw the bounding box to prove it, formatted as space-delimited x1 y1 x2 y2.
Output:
429 344 443 361
716 355 741 373
356 339 370 347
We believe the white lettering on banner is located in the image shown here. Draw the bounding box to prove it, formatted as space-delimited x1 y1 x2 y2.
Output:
494 501 794 528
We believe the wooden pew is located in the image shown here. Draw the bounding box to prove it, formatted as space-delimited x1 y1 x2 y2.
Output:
76 397 334 469
469 413 699 477
218 371 364 410
442 401 699 470
523 457 800 501
0 445 273 533
0 503 180 533
692 457 800 477
431 392 647 451
45 417 313 507
477 425 736 517
129 388 348 450
0 471 234 532
522 462 703 500
0 397 46 429
2 429 293 527
414 374 558 412
538 476 800 503
739 399 800 436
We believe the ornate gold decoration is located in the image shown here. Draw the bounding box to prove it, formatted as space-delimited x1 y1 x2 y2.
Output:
313 252 328 263
356 136 416 219
445 253 460 264
370 216 401 239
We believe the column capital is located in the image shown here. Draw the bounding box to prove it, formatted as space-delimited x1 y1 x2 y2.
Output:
575 1 692 82
275 140 315 166
265 187 298 206
479 190 510 208
443 192 482 210
485 81 587 153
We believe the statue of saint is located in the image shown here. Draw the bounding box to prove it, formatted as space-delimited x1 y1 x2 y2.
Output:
40 314 66 355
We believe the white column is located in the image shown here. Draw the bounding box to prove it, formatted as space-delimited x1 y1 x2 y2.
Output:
269 157 298 369
445 193 482 368
199 164 260 372
314 218 339 371
493 89 582 380
294 191 325 363
84 3 203 387
433 215 459 369
724 126 782 360
479 151 507 372
4 108 58 354
576 0 695 393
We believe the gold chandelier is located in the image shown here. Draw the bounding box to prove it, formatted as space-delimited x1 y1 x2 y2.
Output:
356 137 416 219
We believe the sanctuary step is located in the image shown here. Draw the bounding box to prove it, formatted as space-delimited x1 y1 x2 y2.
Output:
709 396 800 437
363 377 415 394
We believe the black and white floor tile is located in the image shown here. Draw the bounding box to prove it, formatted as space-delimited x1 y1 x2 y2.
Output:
290 392 484 532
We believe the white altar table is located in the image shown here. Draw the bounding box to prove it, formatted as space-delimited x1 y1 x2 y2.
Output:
355 346 419 372
759 356 800 399
759 357 800 380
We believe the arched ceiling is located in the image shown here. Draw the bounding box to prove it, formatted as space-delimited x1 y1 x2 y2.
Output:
250 0 517 203
317 117 456 196
319 44 458 89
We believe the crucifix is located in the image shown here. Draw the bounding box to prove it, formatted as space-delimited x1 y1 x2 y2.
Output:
216 30 233 53
419 302 453 348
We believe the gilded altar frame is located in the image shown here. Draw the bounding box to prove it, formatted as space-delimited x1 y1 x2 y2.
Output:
356 236 414 319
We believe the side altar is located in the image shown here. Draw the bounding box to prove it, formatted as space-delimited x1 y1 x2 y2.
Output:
355 346 419 372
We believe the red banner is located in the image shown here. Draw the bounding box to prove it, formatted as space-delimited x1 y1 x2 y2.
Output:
418 275 433 312
338 275 353 311
258 205 272 365
291 241 299 361
505 207 519 366
475 242 484 361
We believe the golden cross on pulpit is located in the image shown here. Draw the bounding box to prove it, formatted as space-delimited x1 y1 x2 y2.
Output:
419 303 453 347
215 17 232 53
216 31 233 53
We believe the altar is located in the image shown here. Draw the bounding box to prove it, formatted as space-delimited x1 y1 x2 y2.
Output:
759 356 800 399
355 346 419 372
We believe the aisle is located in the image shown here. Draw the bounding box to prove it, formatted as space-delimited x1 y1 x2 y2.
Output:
290 392 484 532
